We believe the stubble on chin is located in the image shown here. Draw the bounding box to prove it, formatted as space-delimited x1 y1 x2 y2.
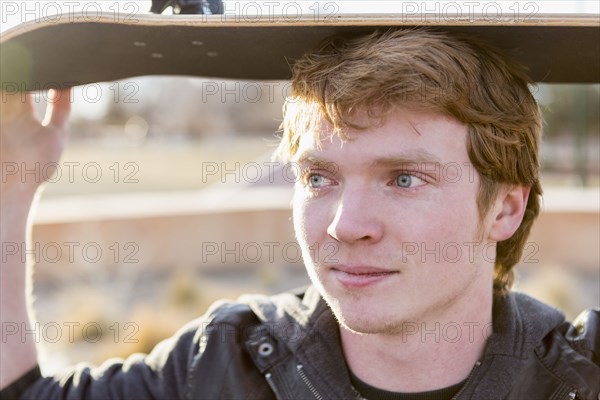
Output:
322 291 418 336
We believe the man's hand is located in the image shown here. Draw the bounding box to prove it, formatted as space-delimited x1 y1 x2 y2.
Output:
1 89 71 389
1 89 72 198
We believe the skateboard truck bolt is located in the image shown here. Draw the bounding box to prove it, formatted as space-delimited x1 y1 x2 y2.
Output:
150 0 224 15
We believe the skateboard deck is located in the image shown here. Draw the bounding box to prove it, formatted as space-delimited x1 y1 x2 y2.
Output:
1 14 599 91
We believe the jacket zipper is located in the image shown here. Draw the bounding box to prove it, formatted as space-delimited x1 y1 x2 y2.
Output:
451 360 481 400
265 372 285 399
297 363 324 400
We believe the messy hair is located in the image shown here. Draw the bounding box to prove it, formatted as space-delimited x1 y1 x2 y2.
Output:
275 29 542 295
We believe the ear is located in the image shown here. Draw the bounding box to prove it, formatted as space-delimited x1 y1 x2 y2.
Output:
488 185 531 242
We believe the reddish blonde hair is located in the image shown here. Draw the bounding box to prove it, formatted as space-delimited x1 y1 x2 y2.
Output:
276 29 542 295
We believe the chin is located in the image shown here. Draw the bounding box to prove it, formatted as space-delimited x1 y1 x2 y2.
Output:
321 290 412 335
336 310 409 335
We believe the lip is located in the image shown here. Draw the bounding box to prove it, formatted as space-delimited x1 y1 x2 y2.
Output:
331 265 399 288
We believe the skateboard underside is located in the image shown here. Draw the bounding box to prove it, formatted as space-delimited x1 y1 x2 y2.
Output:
2 15 599 91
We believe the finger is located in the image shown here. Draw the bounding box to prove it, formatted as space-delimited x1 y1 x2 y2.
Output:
42 88 72 128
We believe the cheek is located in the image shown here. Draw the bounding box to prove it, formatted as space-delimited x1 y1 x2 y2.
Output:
292 191 315 244
391 189 481 244
292 191 332 247
292 199 306 244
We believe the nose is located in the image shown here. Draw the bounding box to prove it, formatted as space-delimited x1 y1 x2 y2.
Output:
327 189 384 244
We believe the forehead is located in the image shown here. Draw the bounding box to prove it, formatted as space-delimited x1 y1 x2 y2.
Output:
292 109 469 166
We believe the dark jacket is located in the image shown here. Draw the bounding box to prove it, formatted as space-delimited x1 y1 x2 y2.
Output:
6 286 600 400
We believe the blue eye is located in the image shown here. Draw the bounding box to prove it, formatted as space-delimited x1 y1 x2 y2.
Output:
396 174 413 188
394 173 426 188
309 174 326 188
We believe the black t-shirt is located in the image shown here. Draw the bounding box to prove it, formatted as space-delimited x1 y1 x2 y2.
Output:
349 370 466 400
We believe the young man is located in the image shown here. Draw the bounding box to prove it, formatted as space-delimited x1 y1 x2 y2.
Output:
1 29 598 399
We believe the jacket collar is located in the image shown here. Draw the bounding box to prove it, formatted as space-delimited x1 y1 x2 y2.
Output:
463 291 566 399
244 286 566 399
242 285 327 352
245 286 360 398
245 286 565 354
485 290 565 358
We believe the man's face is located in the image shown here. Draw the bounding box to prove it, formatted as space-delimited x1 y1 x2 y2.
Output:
292 109 495 334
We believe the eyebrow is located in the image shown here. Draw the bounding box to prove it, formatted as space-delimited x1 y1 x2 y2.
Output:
294 150 444 168
294 155 334 166
369 151 444 168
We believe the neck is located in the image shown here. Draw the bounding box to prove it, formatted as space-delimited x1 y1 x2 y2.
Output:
340 284 493 393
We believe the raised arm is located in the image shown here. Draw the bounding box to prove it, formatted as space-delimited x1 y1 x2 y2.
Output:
1 89 71 389
0 91 214 400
